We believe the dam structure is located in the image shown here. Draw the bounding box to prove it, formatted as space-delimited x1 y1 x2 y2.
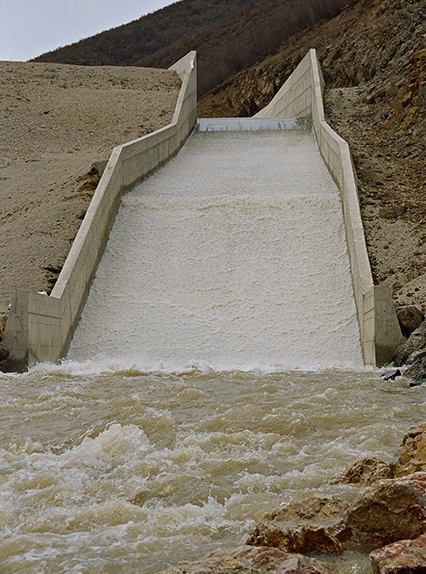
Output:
0 51 419 574
4 50 403 368
68 119 363 370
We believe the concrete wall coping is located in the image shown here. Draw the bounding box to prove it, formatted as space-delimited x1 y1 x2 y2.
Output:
197 117 301 131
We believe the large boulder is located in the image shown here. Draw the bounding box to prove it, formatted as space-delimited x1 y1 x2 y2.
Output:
247 523 345 555
370 532 426 573
246 496 350 556
393 322 426 367
343 474 426 548
394 424 426 477
331 457 394 486
264 496 351 525
396 306 424 338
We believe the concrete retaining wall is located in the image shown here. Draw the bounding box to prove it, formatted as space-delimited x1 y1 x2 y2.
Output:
5 51 197 367
256 49 403 366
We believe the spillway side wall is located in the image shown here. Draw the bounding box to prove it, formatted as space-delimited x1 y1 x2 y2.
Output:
256 49 403 366
4 51 197 367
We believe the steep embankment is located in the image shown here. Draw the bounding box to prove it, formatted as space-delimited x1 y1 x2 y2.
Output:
199 0 426 318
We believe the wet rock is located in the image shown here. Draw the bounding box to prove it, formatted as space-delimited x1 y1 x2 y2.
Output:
394 424 426 477
393 322 426 367
410 380 426 389
344 473 426 548
265 496 351 524
405 354 426 386
331 457 394 486
397 306 424 337
246 523 345 555
0 343 11 373
0 343 9 362
381 369 402 382
0 359 14 373
160 545 327 574
370 532 426 573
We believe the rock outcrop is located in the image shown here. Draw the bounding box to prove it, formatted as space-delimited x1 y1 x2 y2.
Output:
160 546 329 574
331 457 394 486
247 524 345 555
370 533 426 574
397 306 424 338
394 424 426 477
394 322 426 367
157 424 426 574
392 320 426 384
264 496 351 524
342 474 426 549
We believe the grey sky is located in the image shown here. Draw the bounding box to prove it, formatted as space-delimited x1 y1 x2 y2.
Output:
0 0 176 62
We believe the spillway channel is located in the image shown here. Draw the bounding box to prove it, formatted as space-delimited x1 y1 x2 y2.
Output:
68 120 363 370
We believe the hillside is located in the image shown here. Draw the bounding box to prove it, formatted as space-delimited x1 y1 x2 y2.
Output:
199 0 426 314
34 0 358 95
0 63 180 338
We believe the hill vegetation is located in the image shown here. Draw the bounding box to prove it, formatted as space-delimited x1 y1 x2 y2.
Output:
34 0 359 95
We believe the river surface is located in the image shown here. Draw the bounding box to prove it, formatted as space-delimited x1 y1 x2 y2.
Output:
1 365 425 573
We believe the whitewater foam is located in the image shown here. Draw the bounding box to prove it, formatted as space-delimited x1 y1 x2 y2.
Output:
68 129 363 369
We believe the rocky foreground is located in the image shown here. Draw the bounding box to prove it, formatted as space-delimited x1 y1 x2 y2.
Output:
158 423 426 574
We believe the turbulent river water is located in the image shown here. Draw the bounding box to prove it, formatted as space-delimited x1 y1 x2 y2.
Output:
2 126 424 572
1 366 425 573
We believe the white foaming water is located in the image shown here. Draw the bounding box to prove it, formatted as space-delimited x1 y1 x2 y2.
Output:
68 129 363 369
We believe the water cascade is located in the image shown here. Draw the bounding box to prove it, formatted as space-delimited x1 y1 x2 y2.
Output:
68 120 363 370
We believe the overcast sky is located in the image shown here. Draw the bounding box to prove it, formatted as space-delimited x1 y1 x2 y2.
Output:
0 0 176 62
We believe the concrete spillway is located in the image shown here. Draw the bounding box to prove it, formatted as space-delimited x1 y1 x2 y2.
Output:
68 120 363 370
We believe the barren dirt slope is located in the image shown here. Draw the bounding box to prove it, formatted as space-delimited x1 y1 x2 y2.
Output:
0 62 181 335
